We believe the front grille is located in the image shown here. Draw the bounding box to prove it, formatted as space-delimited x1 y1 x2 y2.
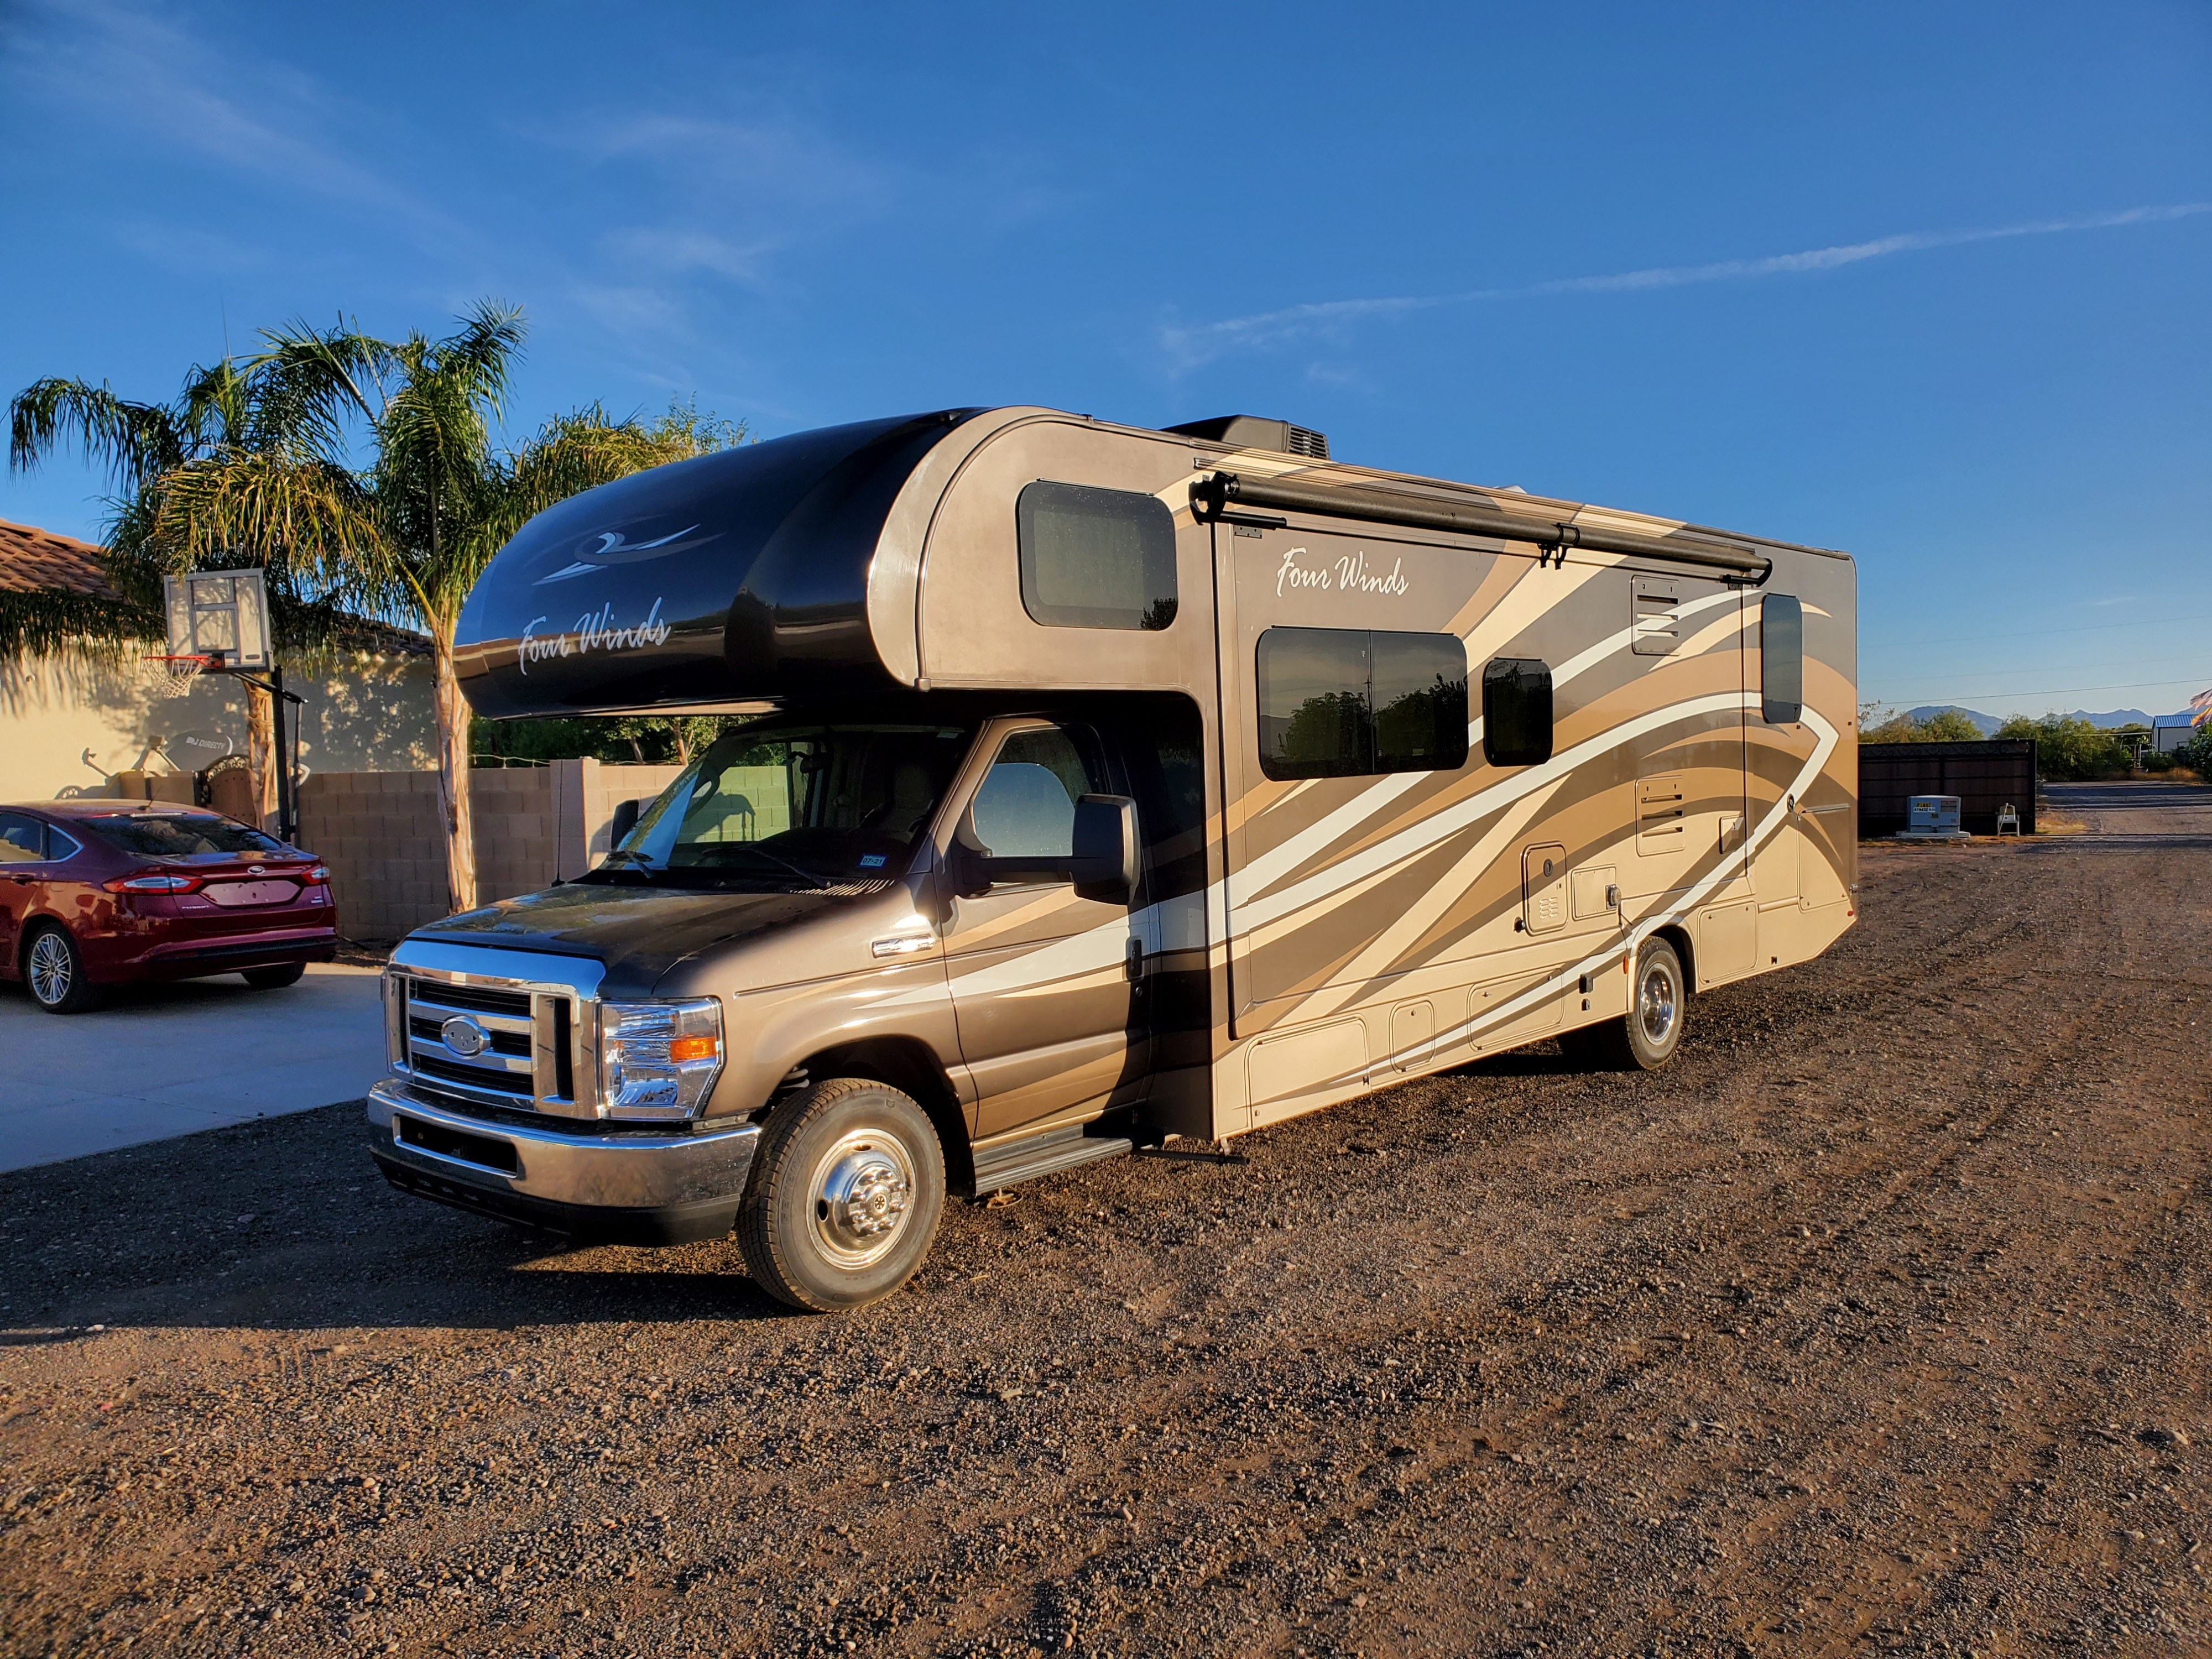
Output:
398 971 583 1114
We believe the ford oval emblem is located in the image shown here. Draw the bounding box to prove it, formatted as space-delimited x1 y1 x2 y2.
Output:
440 1015 490 1058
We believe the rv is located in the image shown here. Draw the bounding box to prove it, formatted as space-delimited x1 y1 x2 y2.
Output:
369 408 1858 1310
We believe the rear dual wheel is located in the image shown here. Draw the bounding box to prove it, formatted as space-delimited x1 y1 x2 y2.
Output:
737 1077 946 1312
1561 937 1686 1072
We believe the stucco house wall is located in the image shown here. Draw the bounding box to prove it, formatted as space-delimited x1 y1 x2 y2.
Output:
1 643 436 800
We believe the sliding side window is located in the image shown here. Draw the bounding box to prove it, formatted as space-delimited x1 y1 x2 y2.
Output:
1016 481 1178 631
1761 593 1803 724
1256 628 1468 781
1481 658 1554 768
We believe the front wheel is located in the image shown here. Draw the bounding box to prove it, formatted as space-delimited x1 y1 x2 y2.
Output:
1561 937 1686 1072
24 925 101 1015
737 1077 946 1312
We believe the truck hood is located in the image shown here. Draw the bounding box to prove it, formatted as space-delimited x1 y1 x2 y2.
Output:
413 881 854 997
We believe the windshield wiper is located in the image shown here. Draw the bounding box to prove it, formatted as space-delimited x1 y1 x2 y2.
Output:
718 846 827 888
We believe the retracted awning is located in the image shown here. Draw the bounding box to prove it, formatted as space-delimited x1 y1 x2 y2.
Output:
1191 471 1772 581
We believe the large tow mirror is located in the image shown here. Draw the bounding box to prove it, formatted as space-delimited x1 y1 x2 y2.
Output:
956 793 1139 904
610 797 643 846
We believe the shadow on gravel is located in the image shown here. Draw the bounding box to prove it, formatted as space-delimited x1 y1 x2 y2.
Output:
0 1102 814 1334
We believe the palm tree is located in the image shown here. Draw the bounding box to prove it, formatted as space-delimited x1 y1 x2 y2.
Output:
154 302 734 912
7 358 351 823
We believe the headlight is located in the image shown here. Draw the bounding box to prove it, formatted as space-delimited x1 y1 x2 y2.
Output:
599 998 724 1119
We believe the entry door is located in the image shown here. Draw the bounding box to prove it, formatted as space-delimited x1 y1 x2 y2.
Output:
1619 582 1749 902
936 719 1152 1142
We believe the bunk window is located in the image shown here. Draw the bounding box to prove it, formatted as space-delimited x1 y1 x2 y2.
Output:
1256 628 1469 781
1016 481 1178 631
1761 593 1803 724
1481 658 1554 767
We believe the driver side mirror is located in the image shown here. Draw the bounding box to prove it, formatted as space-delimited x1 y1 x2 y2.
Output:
610 797 643 846
954 794 1139 904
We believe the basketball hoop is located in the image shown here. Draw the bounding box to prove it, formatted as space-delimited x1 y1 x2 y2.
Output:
142 653 220 699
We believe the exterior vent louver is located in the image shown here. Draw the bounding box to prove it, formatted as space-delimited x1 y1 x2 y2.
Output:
1165 415 1329 461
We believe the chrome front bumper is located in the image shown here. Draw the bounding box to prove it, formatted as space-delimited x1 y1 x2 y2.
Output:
367 1079 761 1245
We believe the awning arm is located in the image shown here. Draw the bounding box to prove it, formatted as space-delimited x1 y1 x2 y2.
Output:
1192 472 1772 582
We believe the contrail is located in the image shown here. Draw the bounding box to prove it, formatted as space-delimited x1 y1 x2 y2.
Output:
1161 202 2211 368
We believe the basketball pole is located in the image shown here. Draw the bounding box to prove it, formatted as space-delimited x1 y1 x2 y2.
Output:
229 664 305 843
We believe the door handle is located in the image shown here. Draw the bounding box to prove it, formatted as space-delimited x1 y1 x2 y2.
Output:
1125 936 1146 987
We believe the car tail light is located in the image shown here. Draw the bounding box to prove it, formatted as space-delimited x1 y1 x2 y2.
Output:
304 865 330 884
103 870 205 893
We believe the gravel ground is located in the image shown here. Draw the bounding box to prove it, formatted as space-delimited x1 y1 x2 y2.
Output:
2 780 2207 1658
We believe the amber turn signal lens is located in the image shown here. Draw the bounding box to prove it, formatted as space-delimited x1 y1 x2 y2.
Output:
667 1036 718 1062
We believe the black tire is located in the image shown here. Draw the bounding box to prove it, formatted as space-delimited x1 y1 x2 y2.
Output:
1563 937 1687 1072
241 963 306 990
23 924 102 1015
737 1077 946 1312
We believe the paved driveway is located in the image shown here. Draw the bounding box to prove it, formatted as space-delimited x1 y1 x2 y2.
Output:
0 963 385 1171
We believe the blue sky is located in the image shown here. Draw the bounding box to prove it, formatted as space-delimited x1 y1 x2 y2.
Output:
3 1 2206 720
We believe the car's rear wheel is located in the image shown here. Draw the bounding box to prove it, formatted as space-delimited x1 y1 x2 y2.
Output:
1561 937 1686 1071
737 1077 946 1312
24 924 101 1015
241 963 306 990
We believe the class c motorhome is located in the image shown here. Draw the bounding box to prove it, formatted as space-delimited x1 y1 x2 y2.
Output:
368 406 1857 1310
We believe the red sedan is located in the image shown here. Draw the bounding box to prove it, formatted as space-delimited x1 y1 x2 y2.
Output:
0 801 337 1015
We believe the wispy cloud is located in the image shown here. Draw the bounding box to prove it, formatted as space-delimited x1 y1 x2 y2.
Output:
1161 202 2212 370
2 0 467 252
597 228 785 287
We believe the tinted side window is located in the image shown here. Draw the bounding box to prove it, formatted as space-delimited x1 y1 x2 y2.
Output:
969 728 1106 859
1371 633 1470 773
1257 628 1469 780
0 813 42 863
1761 593 1804 724
1016 482 1178 631
1257 628 1371 779
1481 658 1554 767
46 828 81 860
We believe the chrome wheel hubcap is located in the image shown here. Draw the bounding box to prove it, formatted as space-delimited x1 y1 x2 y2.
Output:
28 934 72 1006
1638 961 1678 1046
808 1128 917 1267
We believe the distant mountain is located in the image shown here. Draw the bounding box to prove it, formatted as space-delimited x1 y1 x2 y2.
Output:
1906 706 2002 736
1898 704 2198 735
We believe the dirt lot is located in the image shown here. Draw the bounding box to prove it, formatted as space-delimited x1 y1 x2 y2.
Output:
2 780 2206 1658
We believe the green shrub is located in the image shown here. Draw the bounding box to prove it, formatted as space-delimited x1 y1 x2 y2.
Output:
2174 726 2212 778
1994 713 2133 781
1859 706 1985 744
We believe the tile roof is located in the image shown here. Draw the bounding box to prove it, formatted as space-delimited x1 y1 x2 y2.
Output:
0 516 431 658
0 517 126 601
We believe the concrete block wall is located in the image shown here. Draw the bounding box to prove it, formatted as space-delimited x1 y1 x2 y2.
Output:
299 759 690 941
298 770 449 940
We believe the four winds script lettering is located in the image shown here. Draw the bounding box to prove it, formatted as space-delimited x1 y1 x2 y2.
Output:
518 598 671 675
1276 547 1411 600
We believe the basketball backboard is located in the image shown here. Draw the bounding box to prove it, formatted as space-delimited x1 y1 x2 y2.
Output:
163 569 272 672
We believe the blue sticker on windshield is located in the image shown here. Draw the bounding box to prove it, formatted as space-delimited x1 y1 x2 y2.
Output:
858 854 886 869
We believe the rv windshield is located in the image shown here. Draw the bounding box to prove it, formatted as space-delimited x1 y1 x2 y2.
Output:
594 722 974 888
